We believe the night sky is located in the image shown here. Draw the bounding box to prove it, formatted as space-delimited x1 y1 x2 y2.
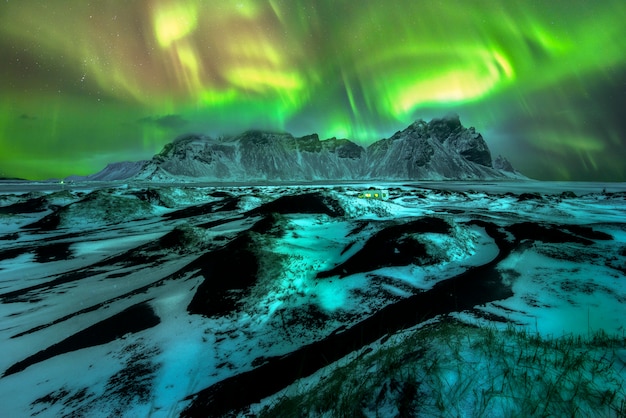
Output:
1 1 625 181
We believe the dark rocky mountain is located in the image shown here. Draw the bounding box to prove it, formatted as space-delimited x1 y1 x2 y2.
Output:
134 131 367 181
80 115 525 182
493 155 516 173
67 161 148 182
365 115 506 180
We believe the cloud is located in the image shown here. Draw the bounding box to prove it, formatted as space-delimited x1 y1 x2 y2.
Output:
138 114 188 130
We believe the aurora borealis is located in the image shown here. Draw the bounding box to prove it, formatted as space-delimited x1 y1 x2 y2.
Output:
1 1 625 181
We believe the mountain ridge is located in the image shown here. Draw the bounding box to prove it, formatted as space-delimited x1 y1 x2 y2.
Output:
71 115 525 182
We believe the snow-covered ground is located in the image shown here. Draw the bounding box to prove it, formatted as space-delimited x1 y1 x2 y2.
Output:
0 181 624 416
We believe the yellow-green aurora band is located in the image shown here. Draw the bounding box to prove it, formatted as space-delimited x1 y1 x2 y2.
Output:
1 0 624 180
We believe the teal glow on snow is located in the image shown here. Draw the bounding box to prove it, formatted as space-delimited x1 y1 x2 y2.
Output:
316 281 349 312
494 246 626 336
0 182 625 416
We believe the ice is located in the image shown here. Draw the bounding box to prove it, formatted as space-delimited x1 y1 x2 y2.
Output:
0 252 35 276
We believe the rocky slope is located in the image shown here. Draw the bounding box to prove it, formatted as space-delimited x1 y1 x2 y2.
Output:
67 161 148 182
365 116 508 180
134 131 366 182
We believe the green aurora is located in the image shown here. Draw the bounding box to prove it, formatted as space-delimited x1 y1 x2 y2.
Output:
1 0 625 180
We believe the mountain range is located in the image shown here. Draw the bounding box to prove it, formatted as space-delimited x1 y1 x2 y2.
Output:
71 114 524 182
